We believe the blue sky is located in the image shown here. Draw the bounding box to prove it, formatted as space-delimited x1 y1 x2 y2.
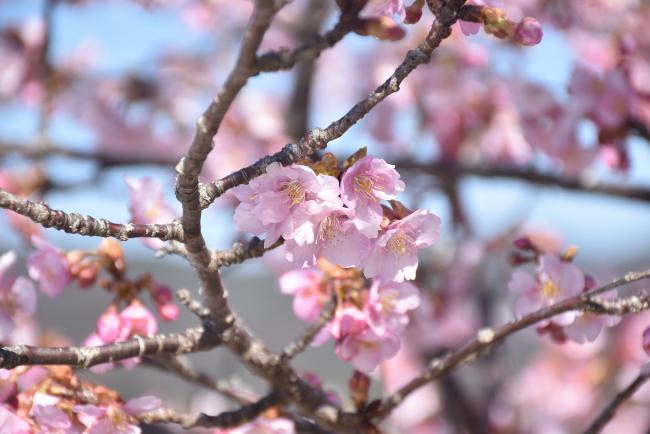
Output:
1 0 649 272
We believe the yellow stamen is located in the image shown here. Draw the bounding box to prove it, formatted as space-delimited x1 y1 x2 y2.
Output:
541 280 559 299
280 180 306 205
354 174 382 201
387 232 414 256
318 216 341 242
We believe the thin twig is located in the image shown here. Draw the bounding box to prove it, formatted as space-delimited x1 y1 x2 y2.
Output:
0 188 183 241
370 269 650 420
282 295 337 360
0 327 216 370
583 371 650 434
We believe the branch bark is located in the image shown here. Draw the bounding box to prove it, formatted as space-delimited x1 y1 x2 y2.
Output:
0 188 183 241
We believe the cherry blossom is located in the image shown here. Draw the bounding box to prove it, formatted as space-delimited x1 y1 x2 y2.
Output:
0 252 37 340
340 156 405 237
26 237 71 298
216 417 295 434
365 279 420 336
284 203 371 268
509 254 584 326
126 177 180 250
279 268 330 323
232 163 340 247
363 210 441 282
336 327 401 373
74 396 161 434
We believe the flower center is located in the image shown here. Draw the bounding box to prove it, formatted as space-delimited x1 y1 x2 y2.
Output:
281 180 306 206
541 280 559 299
353 174 381 201
318 215 341 242
387 232 413 256
379 290 398 311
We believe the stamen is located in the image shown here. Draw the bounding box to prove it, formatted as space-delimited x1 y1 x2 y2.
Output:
541 280 559 299
387 232 414 256
354 174 380 201
280 180 306 205
318 215 341 242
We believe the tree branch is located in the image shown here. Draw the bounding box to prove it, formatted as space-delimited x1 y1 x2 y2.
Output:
254 7 358 73
583 370 650 434
399 160 650 204
201 0 467 209
370 269 650 420
140 393 281 429
282 295 337 360
0 327 216 370
0 188 183 241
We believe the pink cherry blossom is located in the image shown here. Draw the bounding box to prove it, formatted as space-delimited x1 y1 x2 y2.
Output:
27 236 71 297
232 163 340 247
330 305 369 340
0 405 31 434
0 252 37 341
31 392 75 433
121 300 158 337
279 268 330 323
284 204 371 269
363 210 441 282
97 306 131 343
336 328 401 373
74 396 160 434
366 279 420 336
126 177 180 250
459 0 484 36
508 254 584 326
564 311 620 344
340 156 405 237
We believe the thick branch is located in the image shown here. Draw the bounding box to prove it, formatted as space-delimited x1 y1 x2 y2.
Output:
174 0 279 323
201 0 467 208
0 188 183 241
583 371 650 434
399 160 650 203
371 269 650 420
0 327 214 370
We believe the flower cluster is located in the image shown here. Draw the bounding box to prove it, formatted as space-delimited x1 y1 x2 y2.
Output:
0 365 161 433
0 251 36 342
459 1 543 46
280 261 421 373
508 238 618 344
233 154 441 283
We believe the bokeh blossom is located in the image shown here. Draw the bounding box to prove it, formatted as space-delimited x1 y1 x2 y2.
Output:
27 237 71 298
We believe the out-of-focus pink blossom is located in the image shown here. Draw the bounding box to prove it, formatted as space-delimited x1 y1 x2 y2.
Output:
121 300 158 337
0 405 31 433
363 210 441 282
0 251 37 341
284 204 371 269
340 156 405 237
74 396 160 434
513 17 543 46
365 0 406 20
366 279 420 336
336 328 401 373
31 392 74 432
279 268 330 323
509 254 584 326
126 177 179 250
331 305 368 340
564 290 620 344
232 163 340 247
459 0 484 35
27 237 71 297
97 306 131 343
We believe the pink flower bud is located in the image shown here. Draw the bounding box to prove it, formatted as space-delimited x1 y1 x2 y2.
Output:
157 302 180 322
513 17 543 46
